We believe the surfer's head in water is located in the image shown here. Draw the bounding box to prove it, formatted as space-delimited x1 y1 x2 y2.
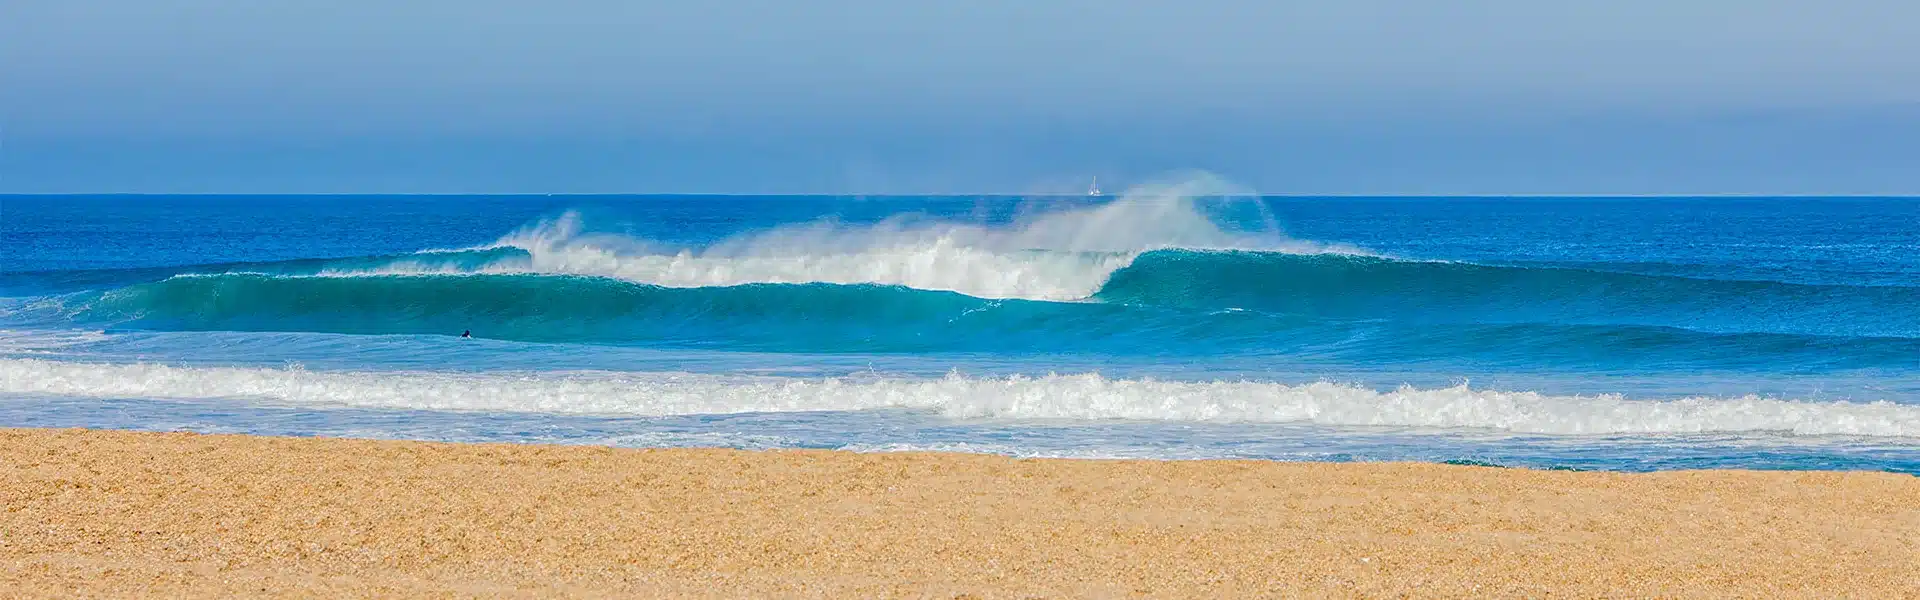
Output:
461 330 471 338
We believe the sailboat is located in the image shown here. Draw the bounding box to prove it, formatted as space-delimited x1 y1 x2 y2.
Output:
1087 177 1102 196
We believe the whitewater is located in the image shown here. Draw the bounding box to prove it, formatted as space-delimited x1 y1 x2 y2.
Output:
4 189 1918 472
321 181 1361 301
7 358 1918 437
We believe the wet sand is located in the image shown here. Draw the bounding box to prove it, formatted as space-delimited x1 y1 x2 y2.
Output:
2 428 1916 598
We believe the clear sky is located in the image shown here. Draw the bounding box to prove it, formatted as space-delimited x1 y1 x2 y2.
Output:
4 0 1918 194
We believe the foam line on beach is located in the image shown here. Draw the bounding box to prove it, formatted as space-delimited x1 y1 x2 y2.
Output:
6 358 1917 437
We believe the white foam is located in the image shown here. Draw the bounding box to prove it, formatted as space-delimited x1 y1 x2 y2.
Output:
315 260 509 278
5 358 1917 438
503 230 1141 300
837 442 1245 460
348 179 1364 300
0 330 109 353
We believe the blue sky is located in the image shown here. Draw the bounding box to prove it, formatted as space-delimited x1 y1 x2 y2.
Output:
4 0 1918 194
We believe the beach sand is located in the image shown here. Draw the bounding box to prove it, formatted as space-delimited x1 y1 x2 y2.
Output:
2 428 1915 598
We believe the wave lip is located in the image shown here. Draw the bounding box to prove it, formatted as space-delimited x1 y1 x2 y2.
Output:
0 247 534 297
6 359 1917 438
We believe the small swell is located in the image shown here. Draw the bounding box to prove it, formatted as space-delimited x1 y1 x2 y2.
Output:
1096 250 1920 338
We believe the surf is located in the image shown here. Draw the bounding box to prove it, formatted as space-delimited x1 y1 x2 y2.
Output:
5 358 1918 437
10 185 1918 366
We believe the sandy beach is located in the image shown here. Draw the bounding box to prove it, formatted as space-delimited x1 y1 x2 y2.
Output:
2 428 1915 598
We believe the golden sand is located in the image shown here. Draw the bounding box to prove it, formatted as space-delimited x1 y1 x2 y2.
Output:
2 428 1916 598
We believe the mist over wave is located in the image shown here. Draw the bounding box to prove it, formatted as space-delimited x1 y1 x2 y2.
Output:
0 181 1339 301
466 179 1355 300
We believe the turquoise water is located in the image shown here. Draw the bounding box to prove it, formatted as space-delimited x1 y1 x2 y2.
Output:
4 191 1918 472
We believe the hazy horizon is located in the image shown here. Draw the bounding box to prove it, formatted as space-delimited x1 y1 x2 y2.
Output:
6 1 1918 195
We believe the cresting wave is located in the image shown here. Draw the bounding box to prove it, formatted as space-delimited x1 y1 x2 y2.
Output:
470 184 1344 300
32 253 1920 363
319 243 1920 337
5 358 1918 437
29 247 1920 336
3 187 1338 301
43 269 1920 367
8 186 1919 356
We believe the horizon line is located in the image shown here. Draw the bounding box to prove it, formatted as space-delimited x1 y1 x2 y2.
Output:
5 192 1919 198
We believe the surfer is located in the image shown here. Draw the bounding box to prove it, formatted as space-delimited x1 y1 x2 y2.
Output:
460 330 471 339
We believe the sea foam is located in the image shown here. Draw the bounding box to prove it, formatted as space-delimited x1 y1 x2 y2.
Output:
373 180 1366 300
6 358 1916 438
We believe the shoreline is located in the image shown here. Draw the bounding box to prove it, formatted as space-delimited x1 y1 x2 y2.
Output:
4 427 1916 598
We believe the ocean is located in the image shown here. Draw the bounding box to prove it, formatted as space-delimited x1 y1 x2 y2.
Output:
4 189 1918 473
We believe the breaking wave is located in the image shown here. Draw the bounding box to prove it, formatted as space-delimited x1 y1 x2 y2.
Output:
7 183 1916 365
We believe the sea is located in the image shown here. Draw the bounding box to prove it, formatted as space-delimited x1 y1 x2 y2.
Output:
4 187 1918 473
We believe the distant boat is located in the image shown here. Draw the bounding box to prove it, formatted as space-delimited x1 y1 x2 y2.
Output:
1087 177 1102 196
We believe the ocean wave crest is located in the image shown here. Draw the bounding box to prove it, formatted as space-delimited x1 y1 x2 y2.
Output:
475 182 1354 300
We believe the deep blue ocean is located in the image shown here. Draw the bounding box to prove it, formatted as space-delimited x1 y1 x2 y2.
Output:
4 189 1918 472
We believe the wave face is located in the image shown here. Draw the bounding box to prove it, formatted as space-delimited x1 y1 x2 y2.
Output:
70 273 1130 350
1097 251 1920 338
8 358 1918 437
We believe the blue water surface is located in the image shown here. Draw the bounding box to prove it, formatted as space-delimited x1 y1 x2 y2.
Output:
3 193 1917 473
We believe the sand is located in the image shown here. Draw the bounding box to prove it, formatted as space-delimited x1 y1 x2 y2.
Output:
1 428 1915 598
